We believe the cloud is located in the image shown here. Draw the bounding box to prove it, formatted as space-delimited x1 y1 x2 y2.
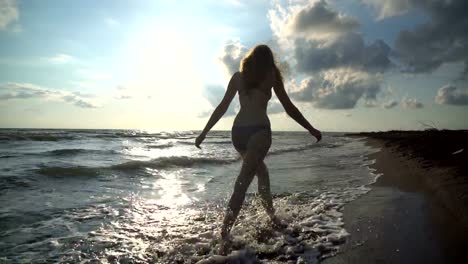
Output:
364 0 468 79
267 0 393 110
267 100 285 114
382 100 398 109
199 84 238 117
0 0 18 30
214 39 288 116
401 97 423 109
364 100 379 108
294 33 392 74
49 53 74 64
290 68 382 109
114 85 134 100
360 0 468 79
114 94 132 100
289 0 360 39
219 40 248 76
435 84 468 105
360 0 414 19
0 82 100 108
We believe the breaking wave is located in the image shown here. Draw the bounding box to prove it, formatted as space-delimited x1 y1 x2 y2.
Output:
110 156 238 171
36 156 240 177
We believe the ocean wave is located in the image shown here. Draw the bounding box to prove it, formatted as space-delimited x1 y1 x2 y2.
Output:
0 155 17 158
36 166 102 177
94 131 197 140
36 156 238 177
111 156 237 171
45 149 117 156
206 140 232 145
177 140 231 146
146 143 174 149
178 141 195 145
0 130 226 142
0 176 34 191
95 133 155 139
269 142 338 156
0 134 76 141
269 144 317 155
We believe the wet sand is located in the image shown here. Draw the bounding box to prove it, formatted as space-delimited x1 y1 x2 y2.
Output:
323 131 468 264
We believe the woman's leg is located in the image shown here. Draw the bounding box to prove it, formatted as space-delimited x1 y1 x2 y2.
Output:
221 129 271 239
256 161 274 216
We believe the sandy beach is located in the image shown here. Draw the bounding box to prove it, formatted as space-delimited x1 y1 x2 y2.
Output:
323 130 468 264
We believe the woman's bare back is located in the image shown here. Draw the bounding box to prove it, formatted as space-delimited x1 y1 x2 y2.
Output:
233 70 275 127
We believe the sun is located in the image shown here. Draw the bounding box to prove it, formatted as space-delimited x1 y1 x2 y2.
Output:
121 27 211 118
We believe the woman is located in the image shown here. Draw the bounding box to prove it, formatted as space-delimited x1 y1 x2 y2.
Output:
195 44 322 253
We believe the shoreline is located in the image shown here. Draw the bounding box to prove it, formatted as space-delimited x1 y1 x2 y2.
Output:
323 133 468 264
362 131 468 227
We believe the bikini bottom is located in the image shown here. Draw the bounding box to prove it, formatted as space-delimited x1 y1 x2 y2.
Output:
231 125 271 152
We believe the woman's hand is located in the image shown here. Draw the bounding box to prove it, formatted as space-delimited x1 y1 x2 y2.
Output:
309 128 322 142
195 133 206 149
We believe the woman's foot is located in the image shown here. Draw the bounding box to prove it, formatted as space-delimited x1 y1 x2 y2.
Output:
218 238 230 256
219 226 232 255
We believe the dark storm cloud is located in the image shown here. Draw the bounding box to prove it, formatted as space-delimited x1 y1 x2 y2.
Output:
365 0 468 78
273 0 394 110
294 33 392 74
290 69 381 109
291 0 359 35
361 0 416 19
220 0 396 111
435 85 468 105
287 0 392 74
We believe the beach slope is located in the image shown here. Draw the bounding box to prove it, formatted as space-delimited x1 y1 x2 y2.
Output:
323 130 468 264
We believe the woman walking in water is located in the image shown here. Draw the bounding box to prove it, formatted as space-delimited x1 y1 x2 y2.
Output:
195 45 322 254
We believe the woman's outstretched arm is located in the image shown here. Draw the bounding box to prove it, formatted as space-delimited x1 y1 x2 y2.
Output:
273 72 322 142
195 72 240 148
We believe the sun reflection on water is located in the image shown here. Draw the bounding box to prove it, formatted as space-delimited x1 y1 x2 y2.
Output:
150 169 194 207
122 143 193 160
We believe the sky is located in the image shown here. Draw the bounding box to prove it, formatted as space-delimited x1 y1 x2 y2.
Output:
0 0 467 132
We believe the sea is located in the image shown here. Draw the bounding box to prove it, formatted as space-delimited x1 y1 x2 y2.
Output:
0 129 379 263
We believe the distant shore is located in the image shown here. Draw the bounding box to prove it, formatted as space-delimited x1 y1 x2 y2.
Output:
323 130 468 264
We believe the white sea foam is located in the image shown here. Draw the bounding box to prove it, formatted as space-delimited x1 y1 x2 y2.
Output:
43 186 371 263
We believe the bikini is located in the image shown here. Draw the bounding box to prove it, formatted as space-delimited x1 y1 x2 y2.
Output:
231 125 271 151
231 87 272 152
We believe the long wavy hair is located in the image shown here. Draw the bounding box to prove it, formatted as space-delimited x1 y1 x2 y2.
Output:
240 44 283 90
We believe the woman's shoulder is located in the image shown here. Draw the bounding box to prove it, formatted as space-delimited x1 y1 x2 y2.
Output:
231 71 243 86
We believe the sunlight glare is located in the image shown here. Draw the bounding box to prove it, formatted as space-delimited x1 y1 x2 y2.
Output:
124 27 211 116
